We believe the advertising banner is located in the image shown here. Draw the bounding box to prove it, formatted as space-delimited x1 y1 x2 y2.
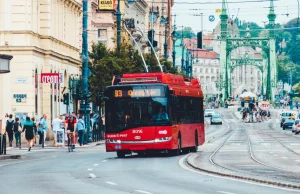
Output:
55 129 65 147
98 0 116 11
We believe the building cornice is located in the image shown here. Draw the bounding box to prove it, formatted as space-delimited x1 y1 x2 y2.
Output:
64 0 82 11
0 46 81 66
0 30 80 52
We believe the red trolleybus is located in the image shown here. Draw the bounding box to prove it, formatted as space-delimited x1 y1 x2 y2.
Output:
104 72 205 158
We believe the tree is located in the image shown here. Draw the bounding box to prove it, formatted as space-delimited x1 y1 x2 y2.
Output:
239 21 263 38
88 42 180 103
175 27 196 38
277 55 296 84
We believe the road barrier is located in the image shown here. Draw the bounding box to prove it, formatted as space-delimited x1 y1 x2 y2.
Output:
92 126 104 142
0 133 7 155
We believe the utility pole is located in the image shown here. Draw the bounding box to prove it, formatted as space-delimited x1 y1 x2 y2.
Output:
80 0 91 143
116 0 121 52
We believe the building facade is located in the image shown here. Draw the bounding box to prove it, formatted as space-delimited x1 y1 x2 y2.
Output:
0 0 82 136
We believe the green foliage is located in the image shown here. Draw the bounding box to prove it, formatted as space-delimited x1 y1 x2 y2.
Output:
277 55 295 83
238 21 263 38
88 42 180 102
175 27 196 38
292 97 300 104
293 83 300 95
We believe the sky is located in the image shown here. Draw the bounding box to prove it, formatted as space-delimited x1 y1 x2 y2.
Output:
172 0 299 33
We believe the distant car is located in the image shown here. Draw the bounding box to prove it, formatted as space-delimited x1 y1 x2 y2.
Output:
204 109 214 117
211 114 222 125
282 119 294 130
292 119 300 132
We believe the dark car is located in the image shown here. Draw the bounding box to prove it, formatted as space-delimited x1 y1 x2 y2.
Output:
282 119 295 130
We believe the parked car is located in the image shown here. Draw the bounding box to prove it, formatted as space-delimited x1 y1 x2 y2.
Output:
204 109 214 117
282 119 295 130
292 119 300 132
211 114 222 125
280 111 297 127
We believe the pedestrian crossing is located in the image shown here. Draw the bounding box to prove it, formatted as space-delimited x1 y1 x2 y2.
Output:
221 118 274 124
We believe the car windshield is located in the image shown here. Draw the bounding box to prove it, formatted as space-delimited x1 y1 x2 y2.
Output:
282 113 292 117
106 97 169 133
285 119 294 123
212 115 221 118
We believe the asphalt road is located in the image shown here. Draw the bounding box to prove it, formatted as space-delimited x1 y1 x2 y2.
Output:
0 109 299 194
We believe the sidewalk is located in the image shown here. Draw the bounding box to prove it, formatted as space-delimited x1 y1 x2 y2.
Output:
1 140 105 160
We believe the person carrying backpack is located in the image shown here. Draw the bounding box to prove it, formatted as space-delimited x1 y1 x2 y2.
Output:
13 117 22 148
5 114 14 147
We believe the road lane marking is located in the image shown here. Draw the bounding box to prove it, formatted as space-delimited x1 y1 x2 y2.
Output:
273 155 278 157
93 164 99 166
295 160 300 163
281 157 288 160
105 181 117 186
135 190 153 194
88 168 93 171
290 143 300 146
236 165 260 167
89 173 96 178
102 160 107 162
218 191 237 194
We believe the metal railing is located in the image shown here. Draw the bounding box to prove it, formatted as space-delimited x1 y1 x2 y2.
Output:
92 126 104 142
0 133 7 155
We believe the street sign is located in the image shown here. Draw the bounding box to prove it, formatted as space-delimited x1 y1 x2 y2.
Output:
16 78 28 84
209 15 215 22
215 9 222 14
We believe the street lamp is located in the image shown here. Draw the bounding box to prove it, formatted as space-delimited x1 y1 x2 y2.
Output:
171 30 177 68
116 0 122 52
180 26 185 73
0 54 13 74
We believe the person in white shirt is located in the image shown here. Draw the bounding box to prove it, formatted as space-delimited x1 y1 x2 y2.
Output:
52 115 63 146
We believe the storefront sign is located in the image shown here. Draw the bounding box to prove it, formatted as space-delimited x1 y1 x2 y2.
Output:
41 73 60 84
98 0 116 10
16 78 28 84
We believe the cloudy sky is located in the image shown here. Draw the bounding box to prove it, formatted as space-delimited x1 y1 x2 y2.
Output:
172 0 299 33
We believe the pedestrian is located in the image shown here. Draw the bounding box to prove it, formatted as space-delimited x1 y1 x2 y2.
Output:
5 114 14 147
31 117 38 146
76 115 85 146
52 115 63 147
38 114 49 146
13 117 22 148
65 115 77 149
22 116 36 151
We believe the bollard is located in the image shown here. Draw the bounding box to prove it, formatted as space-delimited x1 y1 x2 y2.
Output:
3 134 6 155
0 133 2 155
42 131 44 148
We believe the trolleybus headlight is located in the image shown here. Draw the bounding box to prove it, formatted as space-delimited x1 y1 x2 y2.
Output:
155 137 172 142
106 139 121 144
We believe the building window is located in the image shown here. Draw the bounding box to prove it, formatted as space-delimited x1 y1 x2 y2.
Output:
211 69 214 73
97 29 107 41
206 68 208 73
200 68 202 73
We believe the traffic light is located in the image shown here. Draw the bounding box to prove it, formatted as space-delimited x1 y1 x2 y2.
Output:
147 30 157 47
197 31 203 49
63 93 69 105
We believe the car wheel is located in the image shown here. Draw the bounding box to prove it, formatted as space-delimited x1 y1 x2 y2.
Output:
210 122 213 125
283 127 285 130
191 132 198 153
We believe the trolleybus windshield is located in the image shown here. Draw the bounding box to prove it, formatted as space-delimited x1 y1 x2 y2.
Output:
105 85 170 133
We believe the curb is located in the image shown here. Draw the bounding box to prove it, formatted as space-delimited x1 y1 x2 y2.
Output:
185 153 300 190
0 155 21 160
96 142 105 146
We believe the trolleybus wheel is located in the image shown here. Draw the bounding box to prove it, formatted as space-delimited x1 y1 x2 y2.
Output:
191 132 198 153
117 151 126 158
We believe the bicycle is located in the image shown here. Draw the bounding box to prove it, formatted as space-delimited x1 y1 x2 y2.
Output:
67 131 75 152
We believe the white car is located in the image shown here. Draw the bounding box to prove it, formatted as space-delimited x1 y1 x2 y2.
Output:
292 119 300 133
204 109 214 117
211 114 222 125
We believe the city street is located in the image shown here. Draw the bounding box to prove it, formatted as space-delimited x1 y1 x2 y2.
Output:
0 108 299 194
